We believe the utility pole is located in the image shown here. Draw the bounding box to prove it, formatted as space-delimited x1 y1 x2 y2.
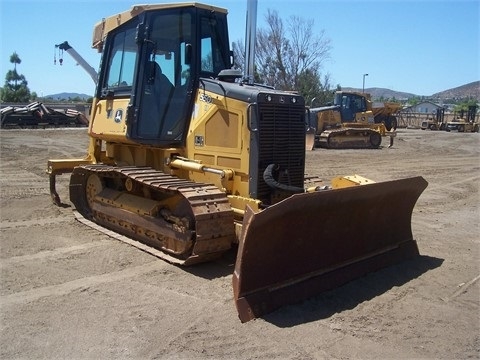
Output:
363 73 368 93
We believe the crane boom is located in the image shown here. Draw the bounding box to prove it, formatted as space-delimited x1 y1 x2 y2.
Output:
55 41 98 85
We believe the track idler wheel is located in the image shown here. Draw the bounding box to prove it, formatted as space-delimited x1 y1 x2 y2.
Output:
370 132 382 148
70 167 95 219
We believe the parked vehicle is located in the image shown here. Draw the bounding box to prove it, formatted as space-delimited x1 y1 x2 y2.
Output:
421 108 446 130
306 91 396 149
446 106 479 132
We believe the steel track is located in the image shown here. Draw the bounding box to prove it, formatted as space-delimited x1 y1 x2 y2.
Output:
71 165 236 265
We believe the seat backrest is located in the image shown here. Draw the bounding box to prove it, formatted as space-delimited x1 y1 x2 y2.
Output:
137 61 176 137
148 61 174 97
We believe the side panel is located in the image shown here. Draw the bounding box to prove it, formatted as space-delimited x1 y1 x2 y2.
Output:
186 88 251 198
185 83 307 205
90 98 131 142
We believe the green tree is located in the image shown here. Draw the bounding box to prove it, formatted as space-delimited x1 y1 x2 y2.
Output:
299 71 334 107
453 98 478 113
1 52 31 102
407 96 421 106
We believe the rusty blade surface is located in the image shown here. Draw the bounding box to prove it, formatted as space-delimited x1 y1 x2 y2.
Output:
305 129 315 151
233 176 428 322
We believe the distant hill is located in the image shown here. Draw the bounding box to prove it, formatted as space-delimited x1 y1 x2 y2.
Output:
46 81 479 102
431 81 479 101
343 81 479 102
342 87 416 100
45 92 91 101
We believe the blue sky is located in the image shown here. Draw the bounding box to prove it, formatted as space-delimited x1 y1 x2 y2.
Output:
1 0 478 97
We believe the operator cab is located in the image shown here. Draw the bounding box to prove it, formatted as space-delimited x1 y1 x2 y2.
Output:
96 4 232 146
334 92 368 122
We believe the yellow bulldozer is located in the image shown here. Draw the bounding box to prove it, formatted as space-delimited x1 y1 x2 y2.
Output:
306 91 398 150
47 2 427 322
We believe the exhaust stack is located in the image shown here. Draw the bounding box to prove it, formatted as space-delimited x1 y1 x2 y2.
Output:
244 0 257 85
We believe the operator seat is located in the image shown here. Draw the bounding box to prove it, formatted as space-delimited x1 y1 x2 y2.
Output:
149 61 174 100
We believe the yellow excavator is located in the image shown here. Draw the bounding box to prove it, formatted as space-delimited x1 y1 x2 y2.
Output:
47 1 427 322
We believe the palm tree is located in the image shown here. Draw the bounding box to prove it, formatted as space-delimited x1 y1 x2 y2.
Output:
10 52 21 88
1 52 31 102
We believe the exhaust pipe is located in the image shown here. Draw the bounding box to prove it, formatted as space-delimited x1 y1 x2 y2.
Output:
244 0 257 85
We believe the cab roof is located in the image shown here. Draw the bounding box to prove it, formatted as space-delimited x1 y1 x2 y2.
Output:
92 3 228 51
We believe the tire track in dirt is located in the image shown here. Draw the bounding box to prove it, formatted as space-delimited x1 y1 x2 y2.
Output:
0 168 48 199
0 261 164 307
429 175 480 190
0 241 109 267
442 274 480 303
156 317 306 359
0 216 72 229
2 129 88 154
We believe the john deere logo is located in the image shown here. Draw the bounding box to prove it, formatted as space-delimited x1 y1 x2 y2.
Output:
114 109 123 123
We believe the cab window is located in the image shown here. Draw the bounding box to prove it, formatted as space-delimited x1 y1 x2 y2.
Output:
105 27 137 88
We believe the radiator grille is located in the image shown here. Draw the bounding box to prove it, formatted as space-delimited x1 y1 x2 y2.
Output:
256 102 306 204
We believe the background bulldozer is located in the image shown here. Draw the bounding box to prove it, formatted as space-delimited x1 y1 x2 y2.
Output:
306 91 397 150
47 1 427 322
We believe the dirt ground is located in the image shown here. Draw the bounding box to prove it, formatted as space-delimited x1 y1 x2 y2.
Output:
0 128 478 359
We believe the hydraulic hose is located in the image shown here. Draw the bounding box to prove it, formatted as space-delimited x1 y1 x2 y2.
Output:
263 164 305 194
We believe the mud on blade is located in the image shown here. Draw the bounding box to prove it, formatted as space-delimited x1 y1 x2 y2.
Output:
233 176 428 323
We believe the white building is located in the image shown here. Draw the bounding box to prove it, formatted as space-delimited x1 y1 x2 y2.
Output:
403 101 443 114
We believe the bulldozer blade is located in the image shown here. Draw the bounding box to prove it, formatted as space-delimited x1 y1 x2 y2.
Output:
233 176 427 322
305 128 315 151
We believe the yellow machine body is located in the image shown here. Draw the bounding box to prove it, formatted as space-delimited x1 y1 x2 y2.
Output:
307 91 396 150
47 2 427 322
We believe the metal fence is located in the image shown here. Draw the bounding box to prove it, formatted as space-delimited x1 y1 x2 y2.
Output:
396 111 479 128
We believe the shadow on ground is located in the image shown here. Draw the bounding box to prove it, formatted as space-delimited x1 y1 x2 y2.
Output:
182 250 443 327
263 255 444 327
